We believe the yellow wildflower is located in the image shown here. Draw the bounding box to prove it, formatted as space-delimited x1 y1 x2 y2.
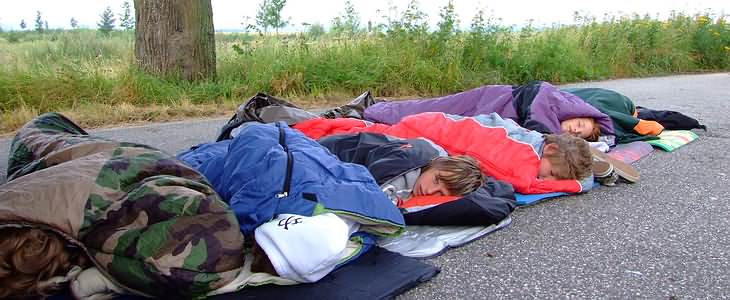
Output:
698 15 710 25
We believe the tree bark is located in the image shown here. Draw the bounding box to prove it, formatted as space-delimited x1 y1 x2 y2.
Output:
134 0 216 81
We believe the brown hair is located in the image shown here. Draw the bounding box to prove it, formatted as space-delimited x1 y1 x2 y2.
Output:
250 239 278 276
422 155 485 196
586 118 601 142
543 133 593 180
0 227 87 299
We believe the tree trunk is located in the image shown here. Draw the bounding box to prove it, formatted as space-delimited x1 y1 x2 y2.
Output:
134 0 216 81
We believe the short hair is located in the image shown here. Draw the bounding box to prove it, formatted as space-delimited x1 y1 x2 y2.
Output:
422 155 485 196
0 227 88 299
543 133 593 180
586 118 601 142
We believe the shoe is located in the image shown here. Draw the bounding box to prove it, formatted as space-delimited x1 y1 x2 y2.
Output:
592 161 613 178
590 148 640 183
592 160 619 186
591 159 618 186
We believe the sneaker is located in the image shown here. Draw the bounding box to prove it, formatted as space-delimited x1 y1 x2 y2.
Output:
595 170 619 186
590 148 640 183
592 160 619 186
592 161 613 178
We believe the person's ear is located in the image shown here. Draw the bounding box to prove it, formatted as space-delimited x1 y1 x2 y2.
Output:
544 143 560 155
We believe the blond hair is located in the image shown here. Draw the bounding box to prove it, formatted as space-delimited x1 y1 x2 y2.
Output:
0 227 87 299
543 133 593 180
423 155 485 196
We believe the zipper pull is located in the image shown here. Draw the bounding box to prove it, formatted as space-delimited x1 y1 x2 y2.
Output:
276 192 288 198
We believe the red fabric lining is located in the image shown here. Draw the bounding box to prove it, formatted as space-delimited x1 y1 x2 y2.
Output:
398 195 460 208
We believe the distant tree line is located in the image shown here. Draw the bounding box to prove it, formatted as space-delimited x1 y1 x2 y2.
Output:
11 0 135 34
240 0 440 36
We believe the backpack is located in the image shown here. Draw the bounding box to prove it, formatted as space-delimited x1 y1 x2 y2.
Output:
216 93 317 141
216 91 382 142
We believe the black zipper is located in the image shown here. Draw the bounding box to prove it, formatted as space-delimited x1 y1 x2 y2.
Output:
276 123 293 198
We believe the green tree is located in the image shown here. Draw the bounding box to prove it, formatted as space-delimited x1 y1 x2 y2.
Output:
306 22 325 38
331 0 360 35
119 0 135 30
427 0 459 59
384 0 427 36
241 16 256 33
401 0 428 34
255 0 289 34
435 0 458 38
268 0 289 34
463 8 510 72
70 17 78 29
254 0 271 33
34 11 43 33
470 8 486 33
20 19 27 30
98 6 116 35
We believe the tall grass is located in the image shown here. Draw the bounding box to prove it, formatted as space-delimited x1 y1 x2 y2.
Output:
0 12 728 132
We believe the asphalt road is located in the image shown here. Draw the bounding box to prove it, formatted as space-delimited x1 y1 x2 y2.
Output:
1 73 728 299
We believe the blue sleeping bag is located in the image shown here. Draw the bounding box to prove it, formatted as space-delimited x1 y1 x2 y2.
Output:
178 122 404 236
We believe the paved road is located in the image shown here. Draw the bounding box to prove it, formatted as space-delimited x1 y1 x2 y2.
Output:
1 73 729 299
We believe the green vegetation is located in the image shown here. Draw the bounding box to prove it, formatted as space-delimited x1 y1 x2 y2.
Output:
331 0 361 35
254 0 290 34
0 8 728 133
34 11 44 33
118 1 135 31
97 7 116 35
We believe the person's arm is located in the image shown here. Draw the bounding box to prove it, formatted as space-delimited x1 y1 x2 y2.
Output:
318 132 440 185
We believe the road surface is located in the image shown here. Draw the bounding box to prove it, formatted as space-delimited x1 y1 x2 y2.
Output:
1 73 728 299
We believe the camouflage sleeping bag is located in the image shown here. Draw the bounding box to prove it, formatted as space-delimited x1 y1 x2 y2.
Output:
0 113 245 298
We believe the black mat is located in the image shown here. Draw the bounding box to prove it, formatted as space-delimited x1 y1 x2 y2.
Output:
50 246 440 300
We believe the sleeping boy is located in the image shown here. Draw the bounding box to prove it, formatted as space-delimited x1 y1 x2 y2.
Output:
294 111 595 195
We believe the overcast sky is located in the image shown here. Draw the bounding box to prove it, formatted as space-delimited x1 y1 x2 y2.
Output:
0 0 728 31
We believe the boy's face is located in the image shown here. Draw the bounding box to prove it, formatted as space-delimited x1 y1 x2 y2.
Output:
412 168 453 197
537 157 558 180
538 143 561 180
560 117 594 139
